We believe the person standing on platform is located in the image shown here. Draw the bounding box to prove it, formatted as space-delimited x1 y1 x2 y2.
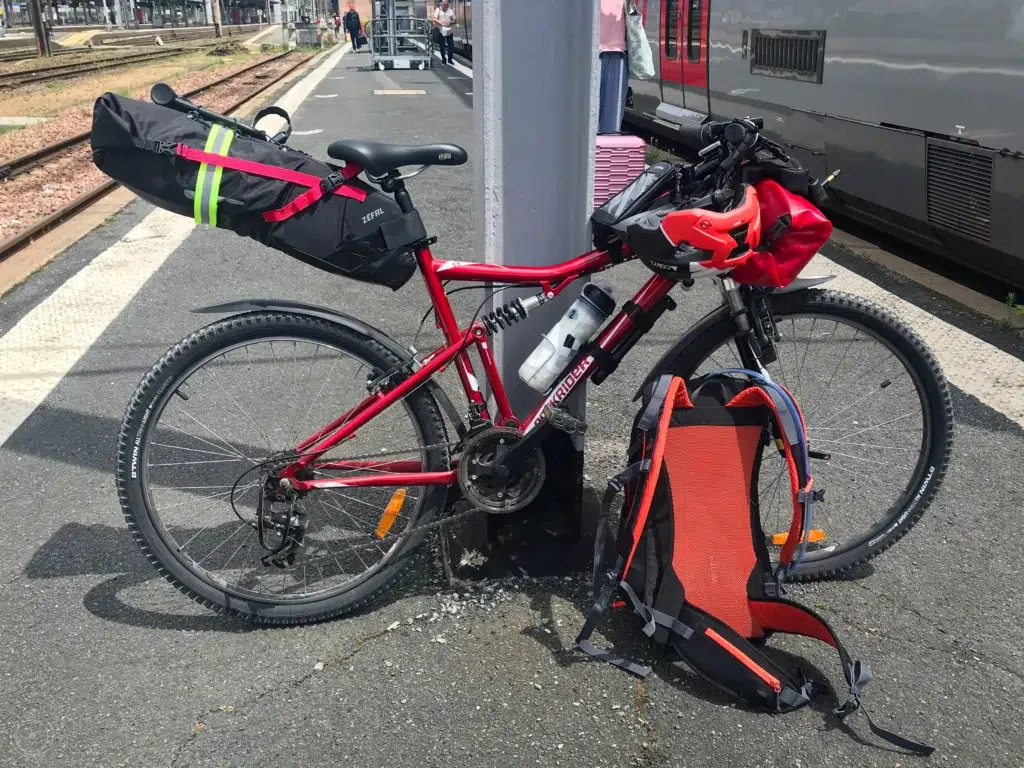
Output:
598 0 628 133
343 2 362 51
433 0 457 65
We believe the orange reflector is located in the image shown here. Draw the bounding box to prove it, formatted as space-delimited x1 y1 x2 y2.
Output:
376 489 407 539
772 529 825 546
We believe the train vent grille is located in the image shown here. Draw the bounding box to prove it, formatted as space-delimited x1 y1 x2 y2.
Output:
926 144 993 243
749 29 826 84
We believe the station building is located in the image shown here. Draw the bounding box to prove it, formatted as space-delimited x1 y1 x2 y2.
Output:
2 0 371 26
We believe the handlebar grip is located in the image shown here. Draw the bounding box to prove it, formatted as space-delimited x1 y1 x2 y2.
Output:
699 117 766 146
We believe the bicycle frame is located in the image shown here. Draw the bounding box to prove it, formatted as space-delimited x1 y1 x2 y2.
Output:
281 243 677 492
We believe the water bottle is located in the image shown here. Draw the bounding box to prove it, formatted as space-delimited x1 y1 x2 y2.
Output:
518 283 616 393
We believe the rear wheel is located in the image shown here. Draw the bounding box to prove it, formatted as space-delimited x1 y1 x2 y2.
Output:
667 289 953 580
115 311 450 625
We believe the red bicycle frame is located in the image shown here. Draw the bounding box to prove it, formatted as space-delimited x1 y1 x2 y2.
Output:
282 243 677 492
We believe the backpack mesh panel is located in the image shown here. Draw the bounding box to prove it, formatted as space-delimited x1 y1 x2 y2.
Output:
662 424 764 637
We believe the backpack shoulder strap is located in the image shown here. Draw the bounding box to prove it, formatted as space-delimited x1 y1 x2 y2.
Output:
620 375 683 575
713 370 825 577
576 374 685 678
749 597 935 756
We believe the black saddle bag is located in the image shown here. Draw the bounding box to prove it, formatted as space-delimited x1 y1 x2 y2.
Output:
91 92 426 290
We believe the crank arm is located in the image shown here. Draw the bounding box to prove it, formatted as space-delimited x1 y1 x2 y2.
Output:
494 418 554 477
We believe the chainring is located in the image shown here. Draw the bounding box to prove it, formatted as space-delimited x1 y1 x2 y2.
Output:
456 426 546 514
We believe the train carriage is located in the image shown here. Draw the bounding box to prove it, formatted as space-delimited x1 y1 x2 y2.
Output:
626 0 1024 286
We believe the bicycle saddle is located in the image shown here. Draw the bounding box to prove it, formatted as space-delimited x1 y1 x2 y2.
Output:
327 140 468 176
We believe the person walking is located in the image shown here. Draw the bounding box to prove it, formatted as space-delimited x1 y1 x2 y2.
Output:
333 13 341 41
343 2 362 51
432 0 456 65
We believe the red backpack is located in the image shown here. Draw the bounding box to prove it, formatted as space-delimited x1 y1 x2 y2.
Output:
576 372 933 756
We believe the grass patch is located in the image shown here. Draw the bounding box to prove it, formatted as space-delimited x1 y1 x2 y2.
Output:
1006 291 1021 315
645 144 683 164
0 125 23 136
0 48 267 116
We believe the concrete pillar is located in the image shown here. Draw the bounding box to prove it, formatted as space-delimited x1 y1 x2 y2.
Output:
468 0 600 575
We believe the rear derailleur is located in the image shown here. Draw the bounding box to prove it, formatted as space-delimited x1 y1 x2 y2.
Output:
255 460 312 569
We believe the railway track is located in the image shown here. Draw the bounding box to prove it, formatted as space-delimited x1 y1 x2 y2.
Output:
0 47 192 89
0 50 315 262
0 47 87 64
0 50 295 182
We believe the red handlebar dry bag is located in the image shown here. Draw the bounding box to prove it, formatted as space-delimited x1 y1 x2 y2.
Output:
730 179 832 288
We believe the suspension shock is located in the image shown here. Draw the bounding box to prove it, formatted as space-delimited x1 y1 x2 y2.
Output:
481 293 548 336
482 298 528 335
720 276 768 374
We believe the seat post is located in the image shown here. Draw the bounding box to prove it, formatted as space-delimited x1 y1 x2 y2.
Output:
392 180 415 214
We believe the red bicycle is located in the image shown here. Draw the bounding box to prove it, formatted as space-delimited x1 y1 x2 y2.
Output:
116 119 952 624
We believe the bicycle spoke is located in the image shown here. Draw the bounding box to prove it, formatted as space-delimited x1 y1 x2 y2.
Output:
168 403 256 464
150 442 242 460
202 363 276 452
135 328 439 605
803 323 857 423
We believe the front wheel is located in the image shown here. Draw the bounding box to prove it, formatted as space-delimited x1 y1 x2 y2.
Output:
667 289 953 580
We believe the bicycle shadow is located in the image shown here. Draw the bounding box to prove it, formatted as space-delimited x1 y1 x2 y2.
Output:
23 522 263 633
24 518 442 633
22 483 871 634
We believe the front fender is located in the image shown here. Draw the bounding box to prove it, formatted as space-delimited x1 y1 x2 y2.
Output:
193 298 467 437
632 275 835 400
633 302 731 401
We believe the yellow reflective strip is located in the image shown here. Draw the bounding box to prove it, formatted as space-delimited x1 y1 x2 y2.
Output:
207 128 235 227
193 124 222 224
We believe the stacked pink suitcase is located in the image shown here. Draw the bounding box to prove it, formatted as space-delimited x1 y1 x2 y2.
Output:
593 133 647 209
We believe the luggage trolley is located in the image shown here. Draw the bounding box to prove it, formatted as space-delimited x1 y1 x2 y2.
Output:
368 16 433 70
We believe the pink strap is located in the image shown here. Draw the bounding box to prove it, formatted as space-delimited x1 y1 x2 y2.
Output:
263 183 327 222
176 144 368 218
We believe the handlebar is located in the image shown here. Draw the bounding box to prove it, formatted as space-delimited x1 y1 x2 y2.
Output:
150 83 291 145
684 116 789 188
697 116 764 145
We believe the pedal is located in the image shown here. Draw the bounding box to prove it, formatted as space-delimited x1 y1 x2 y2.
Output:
544 405 588 435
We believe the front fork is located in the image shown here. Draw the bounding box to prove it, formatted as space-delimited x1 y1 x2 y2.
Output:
718 276 780 374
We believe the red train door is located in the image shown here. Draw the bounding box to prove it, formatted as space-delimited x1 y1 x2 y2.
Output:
658 0 684 109
681 0 710 116
657 0 709 125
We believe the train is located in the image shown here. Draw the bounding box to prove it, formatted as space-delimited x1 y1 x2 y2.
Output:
415 1 1024 288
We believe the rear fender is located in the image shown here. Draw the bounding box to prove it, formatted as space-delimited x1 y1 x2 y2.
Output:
192 298 467 437
631 275 835 400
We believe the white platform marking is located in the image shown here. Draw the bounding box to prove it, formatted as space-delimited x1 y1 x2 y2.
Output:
314 93 339 98
411 39 473 78
292 129 324 135
812 253 1024 428
0 210 192 446
0 45 352 448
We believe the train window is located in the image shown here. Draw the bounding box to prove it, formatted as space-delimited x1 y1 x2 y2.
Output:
686 0 701 62
665 0 679 59
749 29 827 84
